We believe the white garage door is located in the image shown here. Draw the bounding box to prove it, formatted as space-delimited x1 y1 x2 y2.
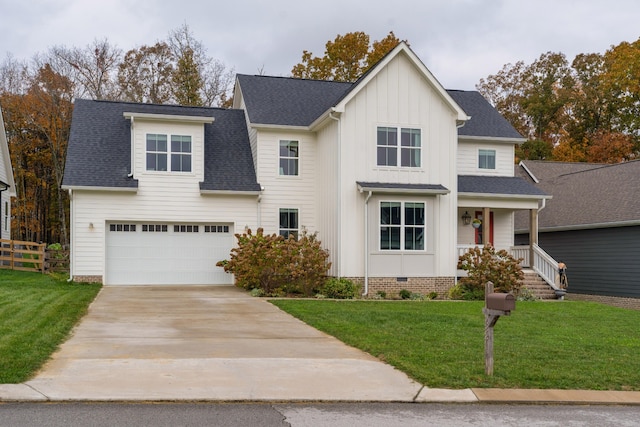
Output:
106 222 234 285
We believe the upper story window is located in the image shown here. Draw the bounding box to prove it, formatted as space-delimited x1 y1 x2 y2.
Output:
279 140 299 176
171 135 192 172
478 149 496 170
146 133 192 172
380 201 425 251
377 127 421 167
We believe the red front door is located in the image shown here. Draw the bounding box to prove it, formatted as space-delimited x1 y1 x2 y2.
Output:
475 211 494 245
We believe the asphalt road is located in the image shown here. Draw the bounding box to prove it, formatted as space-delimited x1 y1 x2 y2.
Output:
1 402 639 426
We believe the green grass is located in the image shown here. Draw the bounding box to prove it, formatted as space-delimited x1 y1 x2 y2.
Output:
270 299 640 390
0 270 101 383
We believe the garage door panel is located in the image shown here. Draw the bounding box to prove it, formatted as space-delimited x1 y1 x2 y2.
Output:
106 223 234 285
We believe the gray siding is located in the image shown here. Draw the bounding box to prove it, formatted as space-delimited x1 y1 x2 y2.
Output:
516 226 640 298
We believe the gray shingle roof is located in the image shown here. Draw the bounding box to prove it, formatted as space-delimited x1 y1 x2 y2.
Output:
63 99 260 192
237 75 523 142
516 160 640 231
356 181 449 194
459 175 549 197
236 74 353 127
446 90 524 139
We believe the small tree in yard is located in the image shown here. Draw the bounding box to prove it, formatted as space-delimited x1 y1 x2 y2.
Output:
452 244 523 300
217 228 331 296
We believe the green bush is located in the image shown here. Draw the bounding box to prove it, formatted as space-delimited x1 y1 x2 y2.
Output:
427 291 438 300
217 228 331 297
319 277 359 299
399 289 411 299
453 244 524 300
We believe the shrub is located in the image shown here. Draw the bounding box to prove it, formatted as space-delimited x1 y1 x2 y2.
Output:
454 244 523 300
217 228 331 297
375 290 387 299
427 291 438 300
319 277 359 299
399 289 411 300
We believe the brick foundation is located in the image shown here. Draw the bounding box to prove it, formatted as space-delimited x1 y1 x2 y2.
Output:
567 293 640 310
72 275 103 284
344 276 455 299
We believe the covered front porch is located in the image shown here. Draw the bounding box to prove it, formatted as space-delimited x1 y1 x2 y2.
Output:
457 175 558 290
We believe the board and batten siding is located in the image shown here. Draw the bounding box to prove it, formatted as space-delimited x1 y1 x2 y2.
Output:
336 52 459 277
254 129 317 237
314 120 340 276
517 226 640 298
69 189 259 278
457 140 515 177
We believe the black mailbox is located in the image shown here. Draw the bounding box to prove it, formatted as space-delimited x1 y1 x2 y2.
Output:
486 293 516 312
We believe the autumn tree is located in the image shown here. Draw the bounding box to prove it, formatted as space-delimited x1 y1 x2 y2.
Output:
118 42 174 104
49 39 122 100
291 31 401 82
1 64 73 244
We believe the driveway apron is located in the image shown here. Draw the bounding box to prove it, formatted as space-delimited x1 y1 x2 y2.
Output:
25 286 421 401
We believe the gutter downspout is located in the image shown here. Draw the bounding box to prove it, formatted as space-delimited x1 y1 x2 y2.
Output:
329 110 341 277
128 116 135 178
257 188 264 229
363 190 372 296
67 188 73 282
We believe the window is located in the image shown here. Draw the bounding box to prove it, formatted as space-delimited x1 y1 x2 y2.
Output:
171 135 192 172
141 224 168 232
279 140 299 176
174 225 199 233
146 134 167 171
205 225 229 233
479 149 496 170
380 201 425 250
279 208 298 239
377 127 421 167
146 134 191 172
4 201 7 232
109 224 137 232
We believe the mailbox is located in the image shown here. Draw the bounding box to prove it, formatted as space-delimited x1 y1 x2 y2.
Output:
486 293 516 312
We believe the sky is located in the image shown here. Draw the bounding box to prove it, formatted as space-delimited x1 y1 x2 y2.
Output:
1 0 639 90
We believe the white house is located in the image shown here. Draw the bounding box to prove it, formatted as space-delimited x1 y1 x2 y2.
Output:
0 105 16 241
62 42 549 294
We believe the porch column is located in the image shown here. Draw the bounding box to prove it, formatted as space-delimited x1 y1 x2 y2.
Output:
529 208 538 269
483 207 491 245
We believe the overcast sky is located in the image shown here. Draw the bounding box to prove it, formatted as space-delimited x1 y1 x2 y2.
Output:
1 0 639 90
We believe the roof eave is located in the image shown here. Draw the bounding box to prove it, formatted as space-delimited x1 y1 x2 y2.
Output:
250 123 311 132
459 192 552 200
62 185 138 193
516 219 640 234
459 135 527 144
199 189 262 196
357 183 450 195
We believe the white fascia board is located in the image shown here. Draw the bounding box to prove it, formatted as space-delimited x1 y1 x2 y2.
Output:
200 189 262 196
458 192 552 200
533 220 640 233
357 184 450 196
61 185 138 193
250 123 310 131
459 135 527 145
123 112 214 124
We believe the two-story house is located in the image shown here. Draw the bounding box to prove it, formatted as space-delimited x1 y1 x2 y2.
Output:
62 42 549 294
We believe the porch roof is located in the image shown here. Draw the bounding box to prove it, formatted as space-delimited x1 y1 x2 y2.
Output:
458 175 550 199
356 181 450 195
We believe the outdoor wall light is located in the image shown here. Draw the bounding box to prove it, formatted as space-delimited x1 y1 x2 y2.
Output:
461 211 471 226
89 222 94 229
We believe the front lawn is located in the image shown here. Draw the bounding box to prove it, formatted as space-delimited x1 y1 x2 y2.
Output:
270 299 640 390
0 270 101 383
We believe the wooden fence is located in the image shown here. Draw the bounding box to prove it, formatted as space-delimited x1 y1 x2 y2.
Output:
0 239 69 273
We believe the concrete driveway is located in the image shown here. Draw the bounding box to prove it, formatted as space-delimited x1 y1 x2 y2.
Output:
24 285 424 401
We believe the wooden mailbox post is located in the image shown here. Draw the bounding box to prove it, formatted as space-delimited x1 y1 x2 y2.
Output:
483 281 516 376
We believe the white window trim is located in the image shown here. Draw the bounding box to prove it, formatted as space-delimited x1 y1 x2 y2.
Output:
376 126 423 169
478 148 497 171
278 207 300 239
145 133 195 175
379 200 426 251
278 139 301 178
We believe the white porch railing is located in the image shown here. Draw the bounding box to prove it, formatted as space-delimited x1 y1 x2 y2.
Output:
457 243 560 290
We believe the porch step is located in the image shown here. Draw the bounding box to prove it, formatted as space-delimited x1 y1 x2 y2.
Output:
521 271 556 300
